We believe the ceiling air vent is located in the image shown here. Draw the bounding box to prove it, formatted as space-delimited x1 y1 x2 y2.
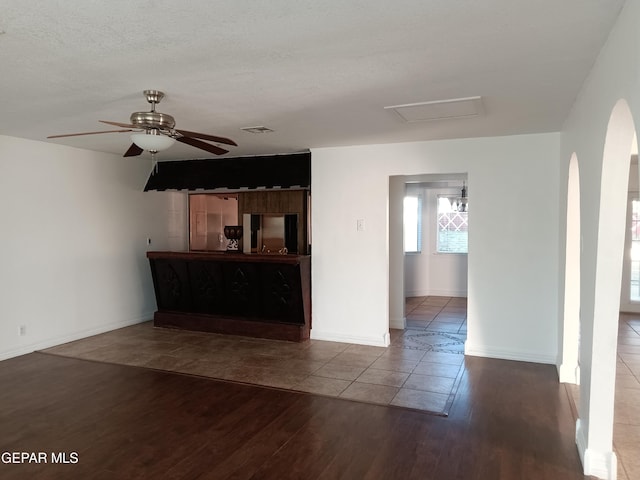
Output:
241 126 275 134
385 96 483 122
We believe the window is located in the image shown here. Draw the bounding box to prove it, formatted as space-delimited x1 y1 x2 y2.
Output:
437 195 468 253
403 195 422 253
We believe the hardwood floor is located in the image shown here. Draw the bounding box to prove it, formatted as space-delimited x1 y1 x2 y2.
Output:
0 352 593 479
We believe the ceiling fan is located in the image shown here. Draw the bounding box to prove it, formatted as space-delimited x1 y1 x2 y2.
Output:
47 90 237 158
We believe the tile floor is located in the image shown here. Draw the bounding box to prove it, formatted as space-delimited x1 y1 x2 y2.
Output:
42 296 467 416
613 312 640 480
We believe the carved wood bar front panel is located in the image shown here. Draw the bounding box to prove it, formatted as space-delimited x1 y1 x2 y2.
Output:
147 251 311 341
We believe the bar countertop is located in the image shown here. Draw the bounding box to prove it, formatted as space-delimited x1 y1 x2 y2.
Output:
146 250 309 265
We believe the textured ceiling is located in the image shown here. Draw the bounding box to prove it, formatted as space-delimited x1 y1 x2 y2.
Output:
0 1 626 160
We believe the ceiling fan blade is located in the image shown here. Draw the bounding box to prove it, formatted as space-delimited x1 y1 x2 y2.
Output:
175 129 237 146
100 120 138 129
47 129 132 139
176 136 229 155
123 143 144 157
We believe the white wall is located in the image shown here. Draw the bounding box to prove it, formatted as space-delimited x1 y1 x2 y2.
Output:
311 132 560 362
0 135 183 360
404 185 468 298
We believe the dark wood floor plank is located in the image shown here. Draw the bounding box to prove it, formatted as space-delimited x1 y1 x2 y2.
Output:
0 353 592 480
361 413 445 480
170 396 335 480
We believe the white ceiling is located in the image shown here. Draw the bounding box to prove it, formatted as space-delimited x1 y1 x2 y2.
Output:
0 1 625 160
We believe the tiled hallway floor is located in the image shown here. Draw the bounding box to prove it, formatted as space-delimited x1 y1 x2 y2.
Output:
613 312 640 480
42 296 467 416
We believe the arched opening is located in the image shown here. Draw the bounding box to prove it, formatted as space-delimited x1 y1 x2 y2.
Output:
577 99 636 479
559 153 581 385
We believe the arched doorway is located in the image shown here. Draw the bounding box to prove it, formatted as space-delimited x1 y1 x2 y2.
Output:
577 99 636 479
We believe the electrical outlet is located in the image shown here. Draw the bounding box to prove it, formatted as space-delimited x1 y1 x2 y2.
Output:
147 237 152 246
19 325 26 336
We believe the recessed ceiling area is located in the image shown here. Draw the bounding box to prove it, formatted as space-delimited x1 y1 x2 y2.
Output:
0 1 626 160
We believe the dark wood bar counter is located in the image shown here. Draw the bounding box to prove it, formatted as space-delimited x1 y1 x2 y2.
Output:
147 251 311 341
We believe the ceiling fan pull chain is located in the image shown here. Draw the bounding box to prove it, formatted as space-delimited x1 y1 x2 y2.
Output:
151 150 158 175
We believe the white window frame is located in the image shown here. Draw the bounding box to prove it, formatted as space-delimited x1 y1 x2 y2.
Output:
436 195 468 254
403 195 422 254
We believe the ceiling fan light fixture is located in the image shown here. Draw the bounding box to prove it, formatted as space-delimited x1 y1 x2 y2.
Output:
130 132 175 152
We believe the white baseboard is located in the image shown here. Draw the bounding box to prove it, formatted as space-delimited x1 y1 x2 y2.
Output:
576 419 617 479
0 312 154 361
405 289 467 298
576 418 586 464
558 362 580 384
310 329 390 347
404 289 467 297
389 316 406 329
464 341 556 364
